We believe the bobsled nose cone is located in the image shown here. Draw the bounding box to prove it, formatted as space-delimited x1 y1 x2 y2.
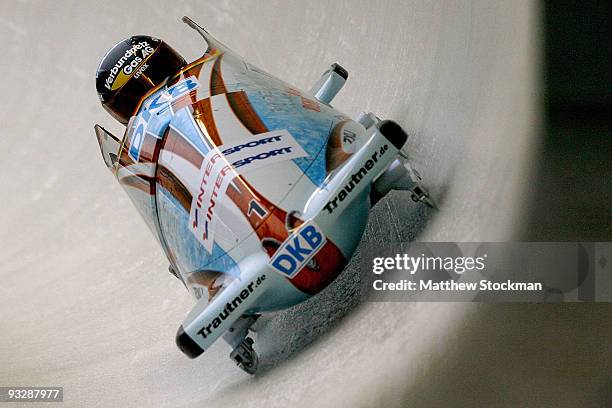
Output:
378 120 408 150
176 325 204 359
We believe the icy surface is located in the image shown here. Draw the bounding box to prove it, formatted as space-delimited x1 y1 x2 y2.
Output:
1 1 610 407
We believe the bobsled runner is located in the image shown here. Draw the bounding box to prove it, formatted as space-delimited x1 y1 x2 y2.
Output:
94 16 432 374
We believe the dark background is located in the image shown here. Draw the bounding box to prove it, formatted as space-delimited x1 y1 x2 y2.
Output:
525 1 611 240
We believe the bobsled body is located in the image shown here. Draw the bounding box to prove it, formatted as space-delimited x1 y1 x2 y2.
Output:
96 18 413 365
114 43 390 311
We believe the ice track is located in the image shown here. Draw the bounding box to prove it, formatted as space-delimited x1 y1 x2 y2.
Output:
2 1 610 407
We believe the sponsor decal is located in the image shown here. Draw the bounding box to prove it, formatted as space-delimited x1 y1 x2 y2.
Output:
128 76 199 161
196 274 266 339
232 146 296 168
324 143 389 214
342 128 357 152
269 220 326 278
191 150 233 254
187 270 223 301
105 41 156 91
221 135 283 156
222 129 307 171
189 130 307 253
192 286 206 300
247 199 268 219
132 63 149 80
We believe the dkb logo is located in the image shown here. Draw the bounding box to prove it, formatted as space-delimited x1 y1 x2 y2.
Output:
270 221 326 278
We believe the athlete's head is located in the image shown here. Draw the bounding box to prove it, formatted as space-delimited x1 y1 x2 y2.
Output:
95 35 186 124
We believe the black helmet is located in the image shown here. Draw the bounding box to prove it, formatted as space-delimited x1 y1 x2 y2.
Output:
96 35 186 124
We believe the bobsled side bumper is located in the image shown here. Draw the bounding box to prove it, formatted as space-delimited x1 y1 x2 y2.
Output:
176 325 204 359
378 120 408 150
176 252 275 359
305 120 407 249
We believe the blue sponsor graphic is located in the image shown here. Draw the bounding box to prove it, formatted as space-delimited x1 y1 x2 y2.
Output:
167 76 199 99
128 76 200 162
169 108 210 156
128 123 147 162
222 135 283 156
270 222 326 278
232 146 294 168
145 76 199 115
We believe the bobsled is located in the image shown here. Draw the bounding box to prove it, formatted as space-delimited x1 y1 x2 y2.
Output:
94 16 432 373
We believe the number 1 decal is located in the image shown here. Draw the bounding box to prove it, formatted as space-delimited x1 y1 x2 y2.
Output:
248 200 268 219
